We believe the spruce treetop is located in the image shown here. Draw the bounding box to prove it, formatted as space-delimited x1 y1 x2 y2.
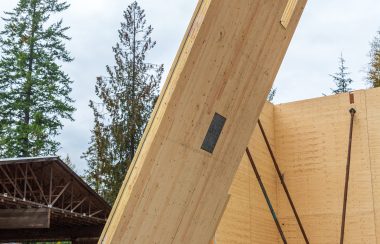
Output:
83 1 163 204
330 54 353 94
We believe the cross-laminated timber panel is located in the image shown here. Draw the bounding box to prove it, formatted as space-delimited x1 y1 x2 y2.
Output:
274 91 377 243
364 88 380 243
215 102 279 244
100 0 307 243
214 88 380 243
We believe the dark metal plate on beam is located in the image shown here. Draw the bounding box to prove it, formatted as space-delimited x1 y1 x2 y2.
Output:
201 113 226 154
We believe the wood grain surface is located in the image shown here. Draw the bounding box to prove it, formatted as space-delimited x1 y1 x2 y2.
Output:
100 0 307 243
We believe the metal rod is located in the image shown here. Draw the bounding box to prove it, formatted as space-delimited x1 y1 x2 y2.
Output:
340 108 356 244
246 148 287 244
258 119 310 244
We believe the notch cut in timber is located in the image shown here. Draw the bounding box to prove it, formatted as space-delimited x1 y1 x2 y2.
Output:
349 93 355 104
281 0 299 28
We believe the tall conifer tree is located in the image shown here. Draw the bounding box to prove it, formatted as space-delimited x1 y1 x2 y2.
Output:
83 1 163 204
0 0 74 158
367 30 380 88
330 54 353 94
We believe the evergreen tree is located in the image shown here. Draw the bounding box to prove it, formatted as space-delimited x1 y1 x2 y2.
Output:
367 29 380 88
0 0 74 158
83 1 163 204
83 110 111 196
330 54 353 94
267 88 277 102
62 153 76 171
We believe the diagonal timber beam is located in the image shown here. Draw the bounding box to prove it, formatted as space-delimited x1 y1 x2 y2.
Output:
100 0 308 243
90 209 103 217
0 181 12 197
16 164 38 202
71 197 87 212
50 181 71 207
28 164 49 204
0 166 23 198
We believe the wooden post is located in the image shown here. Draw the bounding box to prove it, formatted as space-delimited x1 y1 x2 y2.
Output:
48 164 53 206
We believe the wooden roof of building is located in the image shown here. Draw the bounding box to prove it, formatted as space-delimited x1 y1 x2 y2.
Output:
0 156 111 243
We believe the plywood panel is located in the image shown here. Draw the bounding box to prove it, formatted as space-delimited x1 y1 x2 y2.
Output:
365 87 380 244
215 159 251 244
274 91 377 243
249 103 279 243
100 0 307 243
215 103 280 244
215 88 380 243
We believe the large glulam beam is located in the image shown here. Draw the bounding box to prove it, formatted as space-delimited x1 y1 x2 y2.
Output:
100 0 307 243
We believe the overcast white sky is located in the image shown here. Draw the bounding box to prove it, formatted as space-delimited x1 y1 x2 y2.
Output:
0 0 379 173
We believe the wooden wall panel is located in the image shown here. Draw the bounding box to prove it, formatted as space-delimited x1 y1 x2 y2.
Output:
215 103 279 244
274 91 377 243
249 103 279 244
365 88 380 244
100 0 307 243
215 159 251 244
216 88 380 244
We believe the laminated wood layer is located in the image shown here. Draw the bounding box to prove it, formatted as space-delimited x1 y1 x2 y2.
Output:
100 0 307 243
366 88 380 244
274 91 377 243
215 88 380 243
215 102 280 243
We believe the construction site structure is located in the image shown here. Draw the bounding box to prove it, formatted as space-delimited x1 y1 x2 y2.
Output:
213 88 380 243
100 0 307 243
